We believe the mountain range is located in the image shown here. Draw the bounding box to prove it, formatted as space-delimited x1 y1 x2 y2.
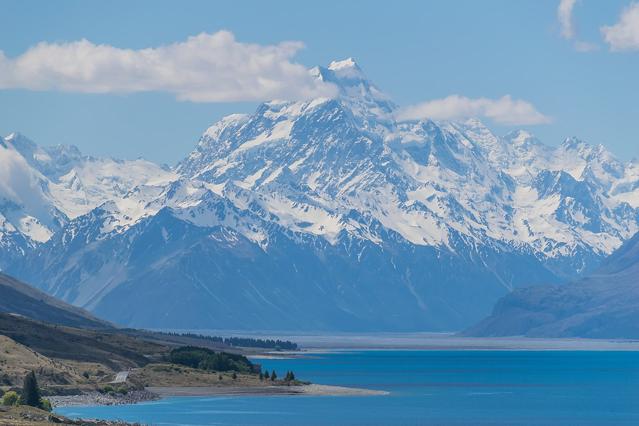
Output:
467 231 639 338
2 58 639 331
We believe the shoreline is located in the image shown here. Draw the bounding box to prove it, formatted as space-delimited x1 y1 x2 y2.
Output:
261 336 639 352
49 390 160 408
148 383 389 397
51 384 388 408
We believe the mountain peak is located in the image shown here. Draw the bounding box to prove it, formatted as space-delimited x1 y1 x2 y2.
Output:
3 132 40 161
504 129 538 146
318 58 395 115
561 136 590 150
315 58 369 86
328 57 360 71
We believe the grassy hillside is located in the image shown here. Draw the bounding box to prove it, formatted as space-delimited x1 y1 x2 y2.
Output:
0 335 85 388
0 273 110 329
0 313 166 372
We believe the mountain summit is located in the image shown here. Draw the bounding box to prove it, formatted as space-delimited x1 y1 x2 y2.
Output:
3 61 639 331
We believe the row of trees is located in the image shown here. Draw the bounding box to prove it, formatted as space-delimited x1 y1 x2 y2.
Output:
259 369 296 382
1 371 51 412
164 332 298 351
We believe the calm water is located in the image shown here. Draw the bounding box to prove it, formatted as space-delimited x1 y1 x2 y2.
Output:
57 350 639 425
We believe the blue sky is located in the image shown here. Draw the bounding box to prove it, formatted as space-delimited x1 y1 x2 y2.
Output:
1 0 638 163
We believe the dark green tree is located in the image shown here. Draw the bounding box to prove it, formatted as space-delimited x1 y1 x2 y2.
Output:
232 372 237 380
263 369 269 379
270 370 277 381
22 371 41 408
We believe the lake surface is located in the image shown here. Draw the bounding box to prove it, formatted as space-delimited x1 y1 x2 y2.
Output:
57 350 639 425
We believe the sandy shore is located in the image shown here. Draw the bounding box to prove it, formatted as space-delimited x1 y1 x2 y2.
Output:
49 384 387 408
147 383 389 397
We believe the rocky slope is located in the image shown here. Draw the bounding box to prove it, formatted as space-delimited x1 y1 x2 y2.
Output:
0 273 110 329
467 232 639 338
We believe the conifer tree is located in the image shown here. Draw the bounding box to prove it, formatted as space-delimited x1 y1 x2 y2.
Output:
270 370 277 381
22 371 41 408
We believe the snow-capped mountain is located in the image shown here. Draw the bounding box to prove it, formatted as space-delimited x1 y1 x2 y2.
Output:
3 59 639 330
0 132 175 267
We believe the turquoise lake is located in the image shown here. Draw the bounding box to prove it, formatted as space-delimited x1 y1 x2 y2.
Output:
57 350 639 425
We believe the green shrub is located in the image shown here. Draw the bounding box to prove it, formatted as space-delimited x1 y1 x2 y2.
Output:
100 385 115 394
40 398 52 412
169 346 254 373
2 390 19 406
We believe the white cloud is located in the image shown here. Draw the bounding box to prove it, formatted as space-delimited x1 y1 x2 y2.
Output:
601 2 639 51
558 0 578 39
0 31 337 102
557 0 601 51
574 41 599 52
397 95 551 126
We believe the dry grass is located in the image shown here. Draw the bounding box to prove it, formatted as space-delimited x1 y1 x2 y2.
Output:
130 363 265 388
0 404 140 425
0 314 167 372
0 405 69 425
0 335 85 388
0 335 129 395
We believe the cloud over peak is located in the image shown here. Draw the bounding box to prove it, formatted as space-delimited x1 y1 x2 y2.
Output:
0 31 337 102
397 95 551 126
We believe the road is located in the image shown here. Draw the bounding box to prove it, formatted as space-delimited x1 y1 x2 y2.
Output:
111 370 129 384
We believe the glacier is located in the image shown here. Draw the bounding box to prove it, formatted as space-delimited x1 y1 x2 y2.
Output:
2 58 639 331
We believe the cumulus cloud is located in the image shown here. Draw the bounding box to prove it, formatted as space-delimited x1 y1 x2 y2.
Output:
397 95 551 126
558 0 578 39
0 31 337 102
557 0 600 51
601 2 639 51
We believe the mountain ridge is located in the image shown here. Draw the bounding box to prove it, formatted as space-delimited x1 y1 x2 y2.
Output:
466 232 639 338
0 272 111 329
2 59 639 331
